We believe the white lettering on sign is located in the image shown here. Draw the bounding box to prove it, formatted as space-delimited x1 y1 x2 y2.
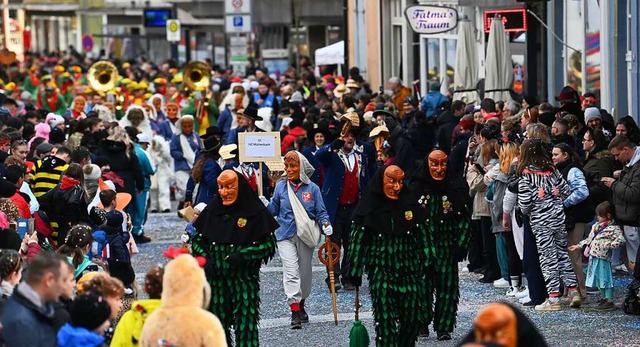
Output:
405 5 458 35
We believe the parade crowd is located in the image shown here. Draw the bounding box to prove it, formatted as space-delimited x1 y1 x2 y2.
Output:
0 51 638 347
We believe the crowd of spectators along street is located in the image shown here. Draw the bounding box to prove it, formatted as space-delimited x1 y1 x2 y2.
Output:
0 50 640 345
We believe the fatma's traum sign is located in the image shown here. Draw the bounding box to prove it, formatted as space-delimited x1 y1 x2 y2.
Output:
405 5 458 35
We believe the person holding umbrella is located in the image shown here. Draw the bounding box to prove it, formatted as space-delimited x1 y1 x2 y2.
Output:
347 165 430 346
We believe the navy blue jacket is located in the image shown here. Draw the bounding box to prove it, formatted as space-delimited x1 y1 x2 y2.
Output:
315 142 375 223
0 285 57 347
194 159 222 205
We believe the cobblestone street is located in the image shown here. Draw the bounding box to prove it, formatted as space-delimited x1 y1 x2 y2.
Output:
135 212 640 346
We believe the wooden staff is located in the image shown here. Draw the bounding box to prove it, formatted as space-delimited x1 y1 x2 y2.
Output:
318 236 340 325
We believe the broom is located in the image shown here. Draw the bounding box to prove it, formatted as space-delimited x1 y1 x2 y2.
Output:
349 286 369 347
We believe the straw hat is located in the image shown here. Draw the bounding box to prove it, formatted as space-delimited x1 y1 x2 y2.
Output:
333 84 349 98
219 144 238 160
345 79 360 89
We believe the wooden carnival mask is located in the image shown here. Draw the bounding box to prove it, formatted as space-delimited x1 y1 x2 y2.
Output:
428 150 448 181
181 117 194 135
472 303 517 347
218 170 239 206
284 151 301 182
127 108 145 127
152 97 162 112
383 165 404 200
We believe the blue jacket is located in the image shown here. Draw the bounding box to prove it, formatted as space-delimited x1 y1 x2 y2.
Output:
226 126 266 146
267 180 330 241
170 132 202 172
0 283 57 347
151 114 174 141
135 144 156 190
564 167 590 207
254 93 275 108
421 91 448 118
57 323 105 347
315 143 374 223
217 108 233 143
194 159 222 205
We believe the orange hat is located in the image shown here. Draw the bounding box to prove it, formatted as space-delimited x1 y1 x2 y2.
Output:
97 191 132 210
154 77 167 85
53 65 65 73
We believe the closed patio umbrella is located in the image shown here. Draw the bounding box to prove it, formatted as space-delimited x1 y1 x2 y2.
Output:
484 17 514 102
453 20 480 104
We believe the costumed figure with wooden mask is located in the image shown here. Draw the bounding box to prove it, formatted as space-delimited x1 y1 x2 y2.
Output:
347 165 431 346
264 150 331 329
409 149 471 341
66 95 88 120
119 105 153 141
190 169 277 346
458 302 548 347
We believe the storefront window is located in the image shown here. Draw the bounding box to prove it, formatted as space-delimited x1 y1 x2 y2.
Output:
426 38 440 81
565 0 585 93
445 39 456 92
586 0 601 99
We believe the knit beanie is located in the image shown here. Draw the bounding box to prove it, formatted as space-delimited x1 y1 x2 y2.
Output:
69 294 111 331
584 107 601 124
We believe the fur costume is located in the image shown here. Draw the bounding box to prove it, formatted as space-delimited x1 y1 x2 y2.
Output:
347 166 431 346
149 134 174 212
191 170 277 346
91 104 116 123
139 254 227 347
119 105 153 141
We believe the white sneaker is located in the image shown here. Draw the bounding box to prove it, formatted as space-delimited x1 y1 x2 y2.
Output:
534 298 561 311
613 264 629 273
519 295 531 304
515 287 529 299
505 286 518 296
493 278 510 288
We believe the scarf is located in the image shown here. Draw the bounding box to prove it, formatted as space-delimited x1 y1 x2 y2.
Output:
180 133 197 169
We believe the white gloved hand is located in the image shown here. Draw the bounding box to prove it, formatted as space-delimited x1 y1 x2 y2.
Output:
180 233 190 243
322 224 333 236
259 196 270 207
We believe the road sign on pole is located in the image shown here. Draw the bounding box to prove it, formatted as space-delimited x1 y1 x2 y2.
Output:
225 0 251 14
225 15 251 33
166 19 181 42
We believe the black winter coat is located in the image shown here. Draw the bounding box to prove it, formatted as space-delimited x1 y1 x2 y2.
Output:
95 140 144 196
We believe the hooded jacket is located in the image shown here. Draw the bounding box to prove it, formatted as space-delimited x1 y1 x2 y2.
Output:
110 299 161 347
57 323 105 347
30 155 69 197
95 139 144 196
139 255 227 347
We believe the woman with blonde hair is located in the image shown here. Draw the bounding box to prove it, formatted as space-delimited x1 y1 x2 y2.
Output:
485 141 524 296
526 123 550 143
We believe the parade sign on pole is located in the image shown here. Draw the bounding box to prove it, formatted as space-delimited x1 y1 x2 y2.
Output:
238 132 281 196
225 0 251 14
166 20 181 42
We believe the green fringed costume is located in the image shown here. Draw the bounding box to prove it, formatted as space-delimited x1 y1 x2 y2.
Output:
190 170 278 347
348 166 431 347
410 155 471 337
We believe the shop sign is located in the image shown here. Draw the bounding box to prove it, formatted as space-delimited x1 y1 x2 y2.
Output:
484 9 528 33
405 5 458 35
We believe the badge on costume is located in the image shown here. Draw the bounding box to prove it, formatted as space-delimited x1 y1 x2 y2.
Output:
442 195 452 214
302 192 312 203
237 218 247 228
405 211 413 221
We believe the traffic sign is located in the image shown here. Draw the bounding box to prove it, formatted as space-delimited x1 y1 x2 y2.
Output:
166 20 181 42
225 0 251 14
225 15 251 33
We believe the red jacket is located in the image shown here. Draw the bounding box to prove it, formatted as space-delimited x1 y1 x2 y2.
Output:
281 127 306 154
10 193 30 219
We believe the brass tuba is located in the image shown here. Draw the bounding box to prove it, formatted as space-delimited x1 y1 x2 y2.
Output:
87 61 119 93
183 61 211 91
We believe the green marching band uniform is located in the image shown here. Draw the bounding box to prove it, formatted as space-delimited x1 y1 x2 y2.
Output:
409 153 471 338
190 170 278 347
347 165 431 346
